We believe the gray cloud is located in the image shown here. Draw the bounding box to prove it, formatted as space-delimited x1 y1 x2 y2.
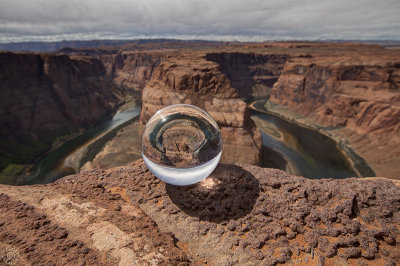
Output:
0 0 399 42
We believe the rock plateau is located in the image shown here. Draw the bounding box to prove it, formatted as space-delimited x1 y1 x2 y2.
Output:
0 161 399 265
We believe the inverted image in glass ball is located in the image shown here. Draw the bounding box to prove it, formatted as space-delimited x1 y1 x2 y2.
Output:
141 104 223 186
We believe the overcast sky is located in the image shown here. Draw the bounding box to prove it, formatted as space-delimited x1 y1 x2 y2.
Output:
0 0 399 43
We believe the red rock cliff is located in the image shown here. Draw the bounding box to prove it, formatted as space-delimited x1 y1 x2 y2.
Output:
140 54 262 165
0 52 121 168
270 53 400 178
101 52 164 91
205 52 290 99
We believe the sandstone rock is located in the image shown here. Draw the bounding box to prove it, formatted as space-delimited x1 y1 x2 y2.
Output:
0 52 122 170
0 168 188 265
101 52 164 91
269 51 400 178
81 121 145 171
1 161 399 265
205 52 290 99
140 55 262 165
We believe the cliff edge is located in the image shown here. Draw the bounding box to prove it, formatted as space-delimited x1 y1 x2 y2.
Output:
1 161 399 265
0 52 123 180
269 51 400 178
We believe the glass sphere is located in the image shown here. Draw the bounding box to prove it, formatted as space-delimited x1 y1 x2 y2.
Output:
141 104 223 186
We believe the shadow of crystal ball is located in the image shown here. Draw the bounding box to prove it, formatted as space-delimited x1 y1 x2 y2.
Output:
142 104 223 186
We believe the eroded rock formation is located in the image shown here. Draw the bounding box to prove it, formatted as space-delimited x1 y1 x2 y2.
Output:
101 52 164 91
1 161 399 265
268 48 400 178
140 55 262 165
205 52 290 99
0 52 122 170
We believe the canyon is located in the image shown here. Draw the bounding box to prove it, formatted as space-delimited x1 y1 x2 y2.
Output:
2 42 400 182
83 43 400 179
101 52 165 91
0 52 125 183
0 41 400 265
268 45 400 178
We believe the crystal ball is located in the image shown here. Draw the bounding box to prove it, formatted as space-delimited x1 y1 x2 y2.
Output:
141 104 223 186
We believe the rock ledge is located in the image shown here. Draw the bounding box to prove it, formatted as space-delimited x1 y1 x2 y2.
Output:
1 160 399 265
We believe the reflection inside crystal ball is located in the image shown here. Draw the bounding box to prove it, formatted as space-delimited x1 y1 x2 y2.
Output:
141 104 223 186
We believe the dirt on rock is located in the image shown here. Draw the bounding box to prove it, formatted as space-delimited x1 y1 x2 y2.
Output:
1 160 400 265
0 168 189 265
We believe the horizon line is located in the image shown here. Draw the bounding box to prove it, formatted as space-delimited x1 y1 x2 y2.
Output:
1 37 400 45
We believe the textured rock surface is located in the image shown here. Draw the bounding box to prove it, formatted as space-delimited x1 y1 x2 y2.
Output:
0 167 189 265
38 43 399 180
1 161 399 265
140 55 262 165
269 49 400 178
81 121 145 171
101 52 164 91
205 52 290 99
0 52 122 169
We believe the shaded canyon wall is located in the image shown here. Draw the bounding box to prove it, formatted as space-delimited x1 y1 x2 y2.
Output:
205 52 290 99
101 52 165 91
0 52 121 170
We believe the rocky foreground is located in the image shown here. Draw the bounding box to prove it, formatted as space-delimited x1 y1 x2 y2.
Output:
1 161 399 265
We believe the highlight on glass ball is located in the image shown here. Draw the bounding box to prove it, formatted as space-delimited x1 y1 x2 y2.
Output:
141 104 223 186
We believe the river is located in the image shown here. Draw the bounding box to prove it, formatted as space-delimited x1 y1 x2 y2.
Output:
21 101 358 184
22 106 141 185
250 101 358 179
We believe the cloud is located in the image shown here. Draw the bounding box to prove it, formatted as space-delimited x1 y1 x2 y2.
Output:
0 0 399 42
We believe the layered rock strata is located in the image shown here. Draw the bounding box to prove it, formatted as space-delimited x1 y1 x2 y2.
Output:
0 161 399 265
205 52 290 99
270 54 400 178
80 121 144 171
0 52 121 170
101 52 165 91
140 55 262 165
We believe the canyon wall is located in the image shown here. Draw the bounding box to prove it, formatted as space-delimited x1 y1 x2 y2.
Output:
140 55 262 165
101 52 164 91
0 52 121 170
57 49 165 92
270 54 400 177
205 52 290 99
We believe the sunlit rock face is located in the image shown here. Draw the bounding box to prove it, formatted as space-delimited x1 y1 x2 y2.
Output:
140 55 262 166
269 49 400 178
